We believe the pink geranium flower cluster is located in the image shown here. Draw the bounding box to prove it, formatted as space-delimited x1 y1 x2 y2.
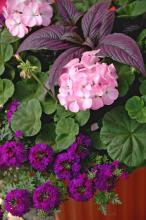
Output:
58 50 119 113
3 0 53 38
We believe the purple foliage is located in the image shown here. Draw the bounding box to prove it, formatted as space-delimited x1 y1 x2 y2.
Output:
99 33 146 75
56 0 82 25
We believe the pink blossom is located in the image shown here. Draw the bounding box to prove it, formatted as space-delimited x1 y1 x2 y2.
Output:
3 0 53 38
58 50 119 112
5 13 28 38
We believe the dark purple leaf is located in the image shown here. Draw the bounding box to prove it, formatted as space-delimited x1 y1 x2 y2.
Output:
48 47 85 93
99 33 146 75
82 1 111 41
56 0 82 25
98 11 115 41
17 25 75 53
61 32 84 45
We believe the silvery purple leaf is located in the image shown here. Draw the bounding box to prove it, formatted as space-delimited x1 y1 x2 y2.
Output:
99 33 146 75
82 1 111 41
17 25 75 53
61 32 84 45
98 11 115 41
56 0 83 25
48 47 85 93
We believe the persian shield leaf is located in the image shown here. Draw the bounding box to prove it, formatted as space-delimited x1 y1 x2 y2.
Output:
100 107 146 166
82 1 111 40
0 79 14 106
11 99 42 136
56 0 82 25
56 117 79 151
99 33 146 75
48 47 85 93
17 25 75 53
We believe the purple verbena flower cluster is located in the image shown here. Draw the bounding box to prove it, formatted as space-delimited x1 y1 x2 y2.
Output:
5 189 31 217
33 181 61 213
92 161 120 191
68 173 95 201
54 151 81 181
0 141 27 168
67 134 91 160
7 100 20 123
29 144 54 172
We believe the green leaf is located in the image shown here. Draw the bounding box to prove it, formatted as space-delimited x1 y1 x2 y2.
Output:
27 55 41 72
0 79 14 106
54 105 74 122
56 118 79 151
91 132 107 150
139 80 146 95
125 96 146 123
41 96 57 115
118 0 146 17
36 123 56 149
0 44 13 75
14 72 47 102
117 65 135 97
100 106 146 166
0 28 19 44
11 99 42 136
75 110 90 126
137 29 146 47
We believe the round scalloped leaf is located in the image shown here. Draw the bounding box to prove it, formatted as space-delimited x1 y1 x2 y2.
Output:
125 96 146 123
75 110 90 126
11 99 42 136
139 80 146 95
0 79 14 106
100 106 146 166
56 117 79 152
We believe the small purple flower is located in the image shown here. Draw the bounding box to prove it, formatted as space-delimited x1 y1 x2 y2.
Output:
29 144 54 172
7 100 20 123
92 163 118 192
33 182 61 213
54 152 81 181
67 134 91 160
68 173 94 201
5 189 32 217
0 141 27 168
15 130 24 139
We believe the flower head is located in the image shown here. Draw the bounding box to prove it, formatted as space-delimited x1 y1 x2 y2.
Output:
0 141 27 168
7 100 20 123
3 0 53 38
15 130 24 139
29 144 54 172
68 173 94 201
5 189 31 217
58 50 118 112
54 152 81 181
92 163 120 191
33 181 61 213
67 134 91 160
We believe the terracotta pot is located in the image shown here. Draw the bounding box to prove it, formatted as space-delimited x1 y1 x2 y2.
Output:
56 168 146 220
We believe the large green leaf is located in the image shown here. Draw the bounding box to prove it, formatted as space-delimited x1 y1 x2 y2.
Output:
0 28 19 44
0 43 13 75
41 96 57 115
100 107 146 166
125 96 146 123
75 110 90 126
0 79 14 106
117 64 135 97
11 99 42 136
36 123 56 149
118 0 146 17
56 118 79 151
14 72 47 102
